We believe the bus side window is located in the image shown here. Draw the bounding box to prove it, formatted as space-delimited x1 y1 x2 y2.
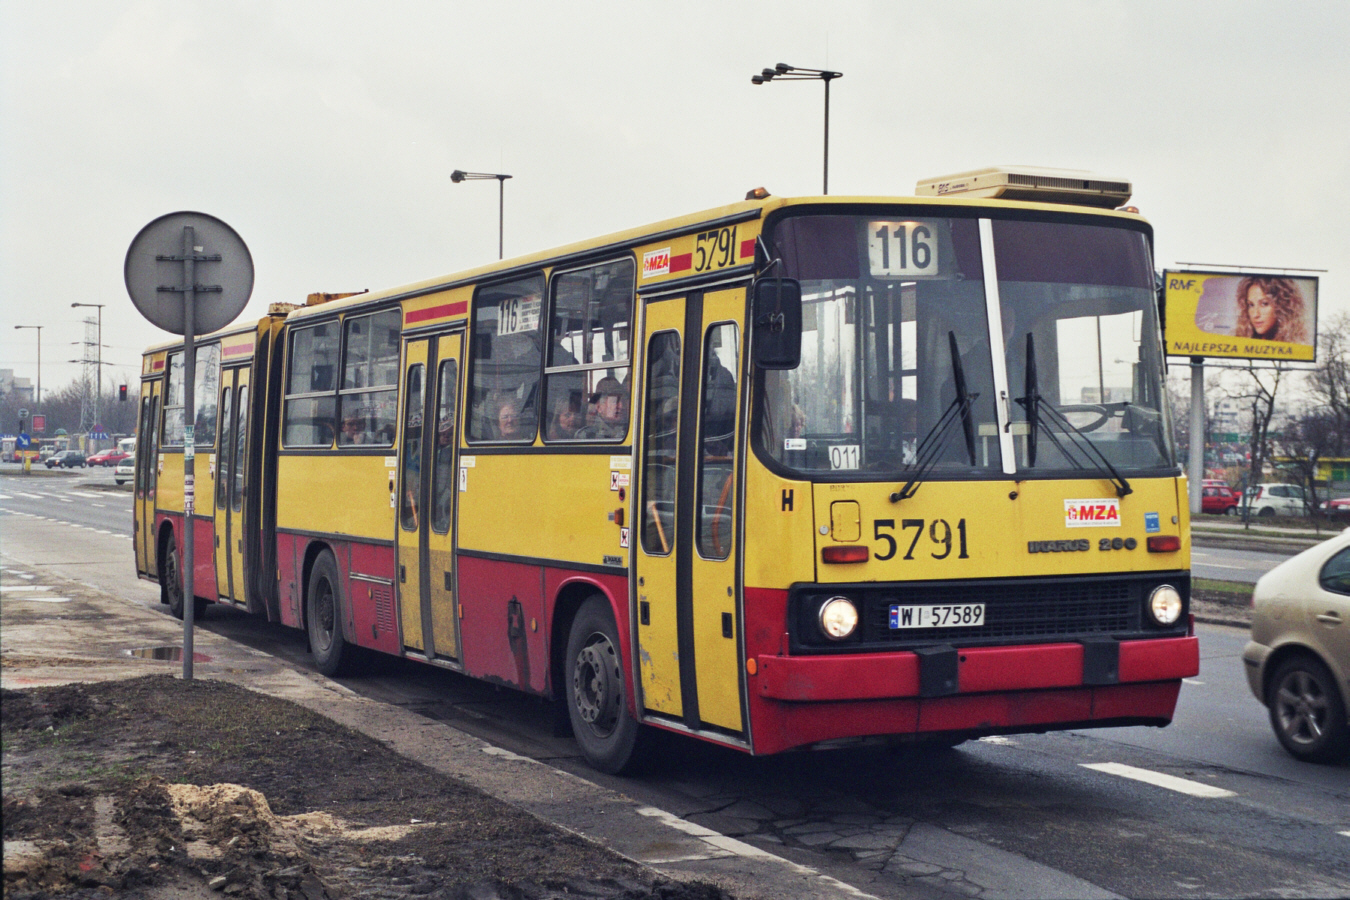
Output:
431 359 457 534
467 275 545 443
400 365 425 532
216 387 232 509
284 322 339 447
640 332 680 555
543 259 634 443
697 323 739 559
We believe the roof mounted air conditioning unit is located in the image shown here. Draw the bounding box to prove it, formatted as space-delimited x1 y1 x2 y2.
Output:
915 166 1132 208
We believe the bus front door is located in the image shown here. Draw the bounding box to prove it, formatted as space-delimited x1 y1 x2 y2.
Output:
635 289 746 736
135 380 161 579
397 333 463 662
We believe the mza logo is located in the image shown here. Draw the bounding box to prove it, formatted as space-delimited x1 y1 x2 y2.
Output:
1064 498 1120 528
642 247 671 279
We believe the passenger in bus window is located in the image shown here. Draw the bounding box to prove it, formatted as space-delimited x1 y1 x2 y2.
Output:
340 414 366 445
578 377 628 440
496 399 524 440
548 392 585 440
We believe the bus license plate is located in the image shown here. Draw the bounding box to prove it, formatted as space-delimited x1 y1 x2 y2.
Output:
889 604 984 629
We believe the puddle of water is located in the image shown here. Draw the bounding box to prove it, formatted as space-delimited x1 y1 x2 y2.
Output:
123 646 212 663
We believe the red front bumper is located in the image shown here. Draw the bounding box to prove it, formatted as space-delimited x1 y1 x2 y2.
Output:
747 636 1199 755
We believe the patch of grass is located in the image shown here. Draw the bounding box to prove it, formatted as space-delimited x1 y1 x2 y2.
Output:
1193 578 1251 597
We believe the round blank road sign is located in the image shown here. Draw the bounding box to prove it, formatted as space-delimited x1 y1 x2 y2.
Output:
124 211 254 336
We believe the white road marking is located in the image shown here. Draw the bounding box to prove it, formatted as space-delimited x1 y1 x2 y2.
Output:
70 491 102 498
21 597 72 603
1183 679 1205 685
1 585 50 592
57 496 72 503
15 491 44 499
634 806 878 897
0 493 11 500
1081 762 1236 798
1199 562 1244 569
1339 831 1350 838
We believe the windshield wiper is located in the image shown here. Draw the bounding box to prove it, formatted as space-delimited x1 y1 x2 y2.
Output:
891 332 979 502
1015 332 1132 498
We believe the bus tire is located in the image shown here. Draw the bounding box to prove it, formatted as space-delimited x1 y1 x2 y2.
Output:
307 551 359 677
565 596 647 774
162 535 206 621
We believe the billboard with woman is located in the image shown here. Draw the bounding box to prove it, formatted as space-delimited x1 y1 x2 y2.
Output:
1163 270 1318 361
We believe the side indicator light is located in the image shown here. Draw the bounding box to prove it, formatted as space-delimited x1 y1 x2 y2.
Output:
1147 535 1181 552
822 545 869 564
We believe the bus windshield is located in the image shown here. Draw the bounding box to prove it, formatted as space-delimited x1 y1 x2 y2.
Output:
755 211 1173 480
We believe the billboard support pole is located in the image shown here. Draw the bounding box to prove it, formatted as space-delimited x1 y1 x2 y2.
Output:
1189 356 1205 515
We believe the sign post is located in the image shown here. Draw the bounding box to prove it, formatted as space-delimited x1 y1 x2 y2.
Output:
125 212 253 680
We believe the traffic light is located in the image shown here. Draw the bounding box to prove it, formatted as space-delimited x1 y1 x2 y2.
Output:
119 384 128 401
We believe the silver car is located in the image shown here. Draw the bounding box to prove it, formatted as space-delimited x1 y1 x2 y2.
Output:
1243 529 1350 762
114 457 135 486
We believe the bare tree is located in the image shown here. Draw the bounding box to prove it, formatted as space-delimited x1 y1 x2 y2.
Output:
1228 362 1288 525
1276 411 1341 532
1306 311 1350 458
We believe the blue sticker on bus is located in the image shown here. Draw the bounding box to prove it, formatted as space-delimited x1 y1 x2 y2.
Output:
1144 512 1160 533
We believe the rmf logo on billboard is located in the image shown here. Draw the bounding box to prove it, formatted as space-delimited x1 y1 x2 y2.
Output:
1163 270 1318 362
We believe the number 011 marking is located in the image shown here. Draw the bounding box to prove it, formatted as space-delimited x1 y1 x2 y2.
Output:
868 221 940 279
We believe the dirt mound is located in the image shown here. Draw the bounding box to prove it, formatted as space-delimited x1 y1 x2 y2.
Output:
2 676 732 900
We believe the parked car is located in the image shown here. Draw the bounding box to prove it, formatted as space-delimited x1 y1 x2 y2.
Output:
1321 497 1350 522
87 449 130 467
1201 484 1241 515
44 450 87 469
114 457 135 486
1244 529 1350 762
1242 483 1309 517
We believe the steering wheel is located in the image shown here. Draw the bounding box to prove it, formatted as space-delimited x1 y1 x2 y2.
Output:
1055 404 1111 432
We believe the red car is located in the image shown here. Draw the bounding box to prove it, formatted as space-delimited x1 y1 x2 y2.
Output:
1321 497 1350 521
1201 484 1241 515
86 449 130 467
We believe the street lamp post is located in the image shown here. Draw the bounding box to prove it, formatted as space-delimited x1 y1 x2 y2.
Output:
13 325 42 407
450 169 513 259
71 303 105 428
751 63 843 195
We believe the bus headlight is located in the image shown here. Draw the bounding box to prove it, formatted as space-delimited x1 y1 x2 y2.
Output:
1147 585 1182 626
818 596 859 641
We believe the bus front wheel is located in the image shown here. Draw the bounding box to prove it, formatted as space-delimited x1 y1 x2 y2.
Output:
307 551 359 677
565 597 647 774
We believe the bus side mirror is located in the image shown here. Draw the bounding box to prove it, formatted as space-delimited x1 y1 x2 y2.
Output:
752 277 802 370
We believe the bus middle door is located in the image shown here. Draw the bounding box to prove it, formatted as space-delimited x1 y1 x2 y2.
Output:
213 366 250 605
397 333 463 662
634 288 746 736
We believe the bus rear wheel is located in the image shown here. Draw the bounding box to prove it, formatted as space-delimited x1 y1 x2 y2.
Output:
565 597 647 774
162 534 205 621
306 551 360 677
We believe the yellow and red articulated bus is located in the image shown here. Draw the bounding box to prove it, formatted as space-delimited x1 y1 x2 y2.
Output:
137 169 1198 774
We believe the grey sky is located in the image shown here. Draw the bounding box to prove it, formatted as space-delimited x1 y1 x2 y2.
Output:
3 1 1347 396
